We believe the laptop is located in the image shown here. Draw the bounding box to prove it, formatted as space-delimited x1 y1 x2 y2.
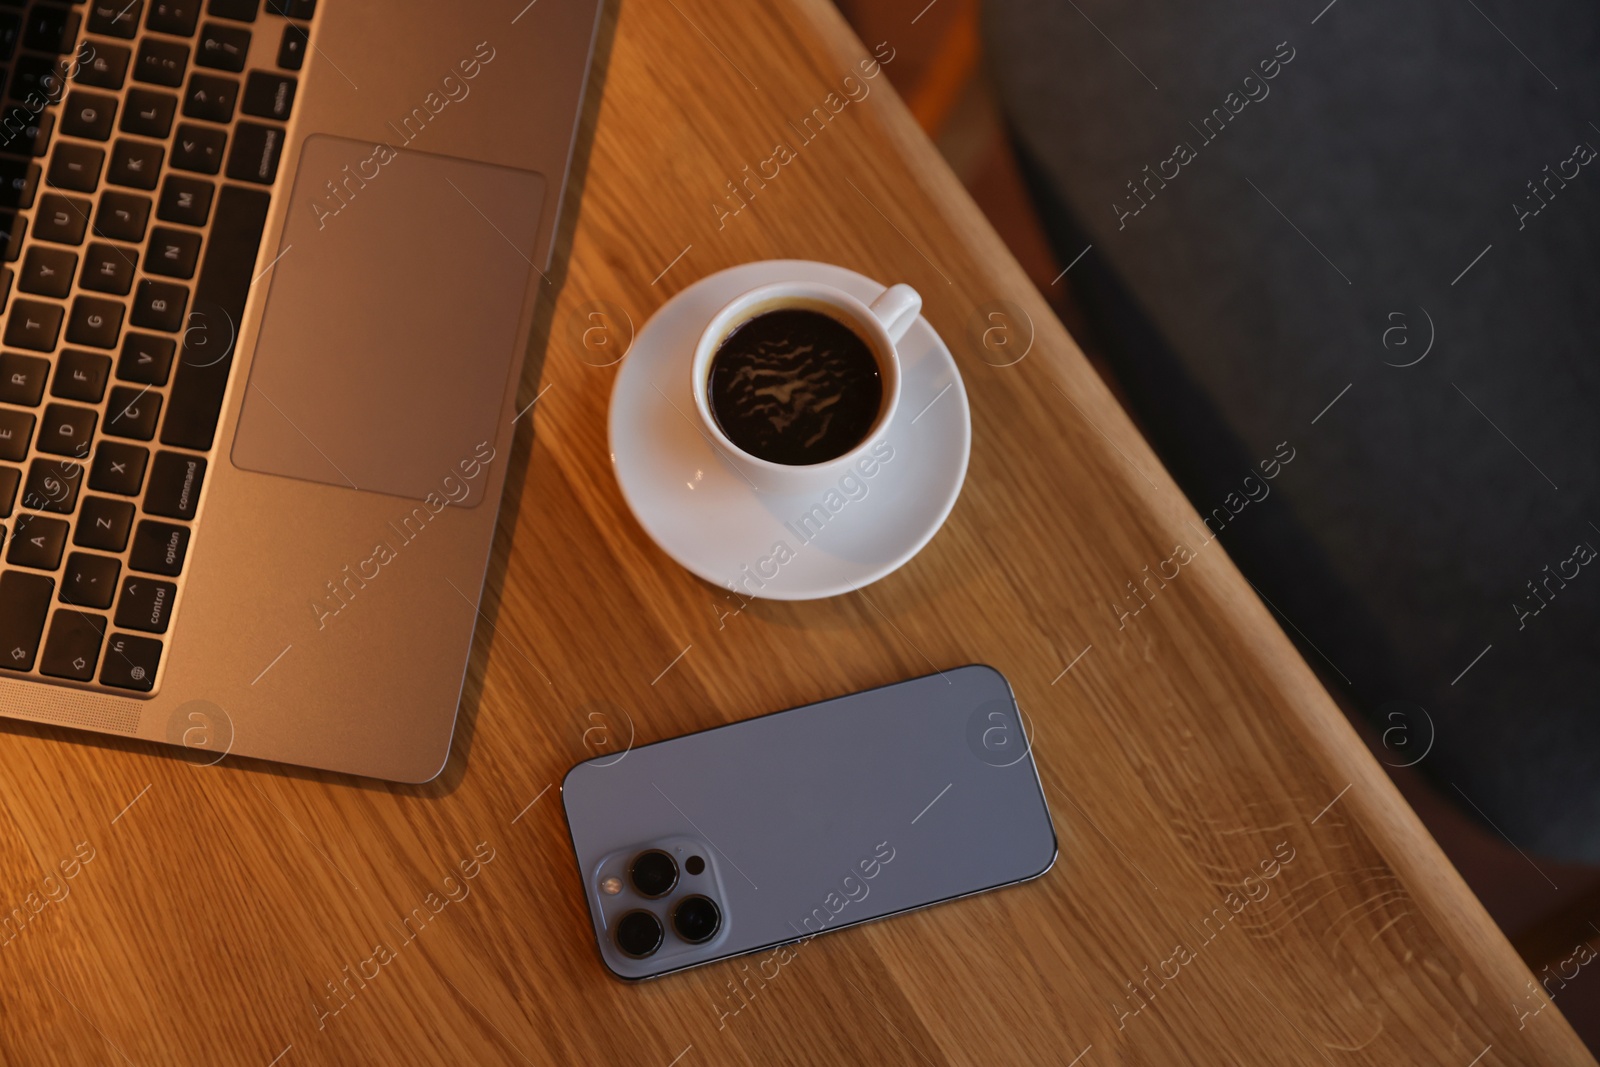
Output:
0 0 602 780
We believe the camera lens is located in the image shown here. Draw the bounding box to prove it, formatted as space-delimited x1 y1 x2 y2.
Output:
672 895 721 943
630 850 679 898
615 910 664 958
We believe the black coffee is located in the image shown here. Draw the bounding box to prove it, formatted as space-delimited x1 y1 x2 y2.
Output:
707 308 883 466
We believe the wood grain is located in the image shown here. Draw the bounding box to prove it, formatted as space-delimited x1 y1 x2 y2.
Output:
0 0 1592 1063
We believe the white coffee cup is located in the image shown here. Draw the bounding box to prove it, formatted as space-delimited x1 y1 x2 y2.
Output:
691 280 921 494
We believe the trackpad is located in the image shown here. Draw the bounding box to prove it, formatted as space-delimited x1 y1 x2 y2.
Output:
231 134 545 505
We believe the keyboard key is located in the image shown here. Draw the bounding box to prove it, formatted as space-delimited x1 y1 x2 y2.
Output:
108 138 162 189
0 105 54 157
276 21 305 70
116 575 176 633
196 22 249 71
134 38 188 87
225 120 281 184
52 349 111 402
163 184 267 450
8 512 68 568
241 70 294 120
143 450 203 518
95 190 151 241
80 242 138 294
38 402 97 458
0 13 19 63
171 122 224 173
90 439 148 493
61 91 119 141
62 552 121 608
4 298 63 350
0 569 53 671
183 71 236 122
267 0 316 15
48 141 105 192
148 0 204 36
0 352 48 405
120 87 176 137
106 385 161 439
33 193 91 244
0 175 30 220
33 108 57 159
209 0 259 22
0 463 17 518
0 228 19 274
0 158 31 207
101 631 160 690
10 56 62 103
21 457 82 514
75 495 133 550
76 42 132 89
0 213 23 261
0 406 32 460
19 245 76 297
118 332 174 384
146 226 199 277
88 1 143 39
67 294 125 348
130 519 189 575
0 158 39 209
23 6 82 54
131 279 186 330
40 609 106 680
157 174 211 225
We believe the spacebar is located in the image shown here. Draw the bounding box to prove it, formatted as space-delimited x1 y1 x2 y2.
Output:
161 185 273 452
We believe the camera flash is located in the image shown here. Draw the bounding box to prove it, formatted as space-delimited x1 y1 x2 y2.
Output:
600 876 623 896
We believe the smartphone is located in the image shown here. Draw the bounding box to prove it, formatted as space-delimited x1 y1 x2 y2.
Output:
561 663 1057 980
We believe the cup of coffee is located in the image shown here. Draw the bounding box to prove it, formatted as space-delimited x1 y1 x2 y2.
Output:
691 280 921 493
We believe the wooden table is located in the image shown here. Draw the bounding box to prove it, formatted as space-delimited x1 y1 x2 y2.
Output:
1 1 1592 1063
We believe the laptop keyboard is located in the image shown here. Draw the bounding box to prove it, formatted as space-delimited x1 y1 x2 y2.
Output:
0 0 314 695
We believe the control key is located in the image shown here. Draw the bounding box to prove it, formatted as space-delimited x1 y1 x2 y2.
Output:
115 576 177 634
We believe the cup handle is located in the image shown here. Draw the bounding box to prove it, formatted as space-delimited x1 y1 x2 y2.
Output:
868 284 922 344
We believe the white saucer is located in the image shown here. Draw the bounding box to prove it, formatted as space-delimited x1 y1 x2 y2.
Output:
608 260 970 601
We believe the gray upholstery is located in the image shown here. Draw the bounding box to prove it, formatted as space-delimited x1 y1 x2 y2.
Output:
983 0 1600 860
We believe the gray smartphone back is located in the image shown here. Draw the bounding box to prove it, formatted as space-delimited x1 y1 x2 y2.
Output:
562 664 1057 980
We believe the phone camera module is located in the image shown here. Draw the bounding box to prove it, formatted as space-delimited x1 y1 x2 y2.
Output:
630 850 679 898
672 895 721 943
616 910 664 957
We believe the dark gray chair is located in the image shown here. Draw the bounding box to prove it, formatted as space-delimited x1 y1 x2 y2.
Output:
983 0 1600 861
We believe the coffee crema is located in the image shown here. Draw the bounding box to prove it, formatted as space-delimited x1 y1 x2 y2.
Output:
707 307 883 466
